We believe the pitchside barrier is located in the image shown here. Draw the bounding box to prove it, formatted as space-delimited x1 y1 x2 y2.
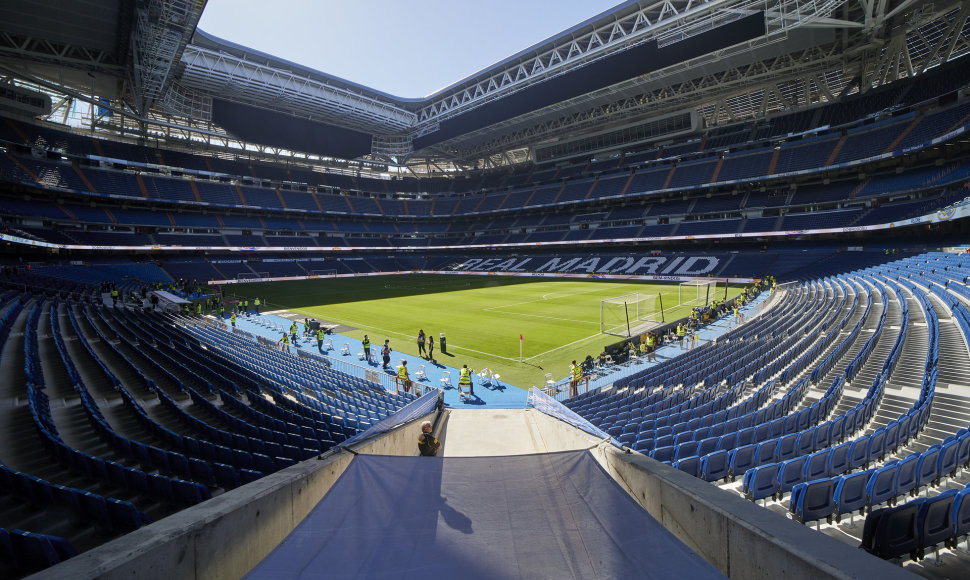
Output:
244 332 436 396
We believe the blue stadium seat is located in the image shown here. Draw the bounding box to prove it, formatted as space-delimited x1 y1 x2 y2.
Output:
700 450 729 482
672 457 700 478
754 440 777 465
649 446 675 463
77 491 111 528
213 462 240 489
848 435 870 470
953 487 970 548
834 470 873 523
916 445 941 491
789 479 836 524
777 457 807 494
867 427 887 464
743 464 780 502
826 441 851 476
861 502 920 560
865 461 899 511
937 440 959 483
775 434 797 462
105 498 151 532
894 453 920 499
802 450 829 481
916 489 958 560
728 444 757 480
8 529 77 573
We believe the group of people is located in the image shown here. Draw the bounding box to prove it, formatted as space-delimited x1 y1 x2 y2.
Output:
416 329 441 361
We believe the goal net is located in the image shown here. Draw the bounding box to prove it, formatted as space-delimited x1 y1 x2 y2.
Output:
679 280 717 307
237 272 269 281
600 292 664 337
310 269 338 277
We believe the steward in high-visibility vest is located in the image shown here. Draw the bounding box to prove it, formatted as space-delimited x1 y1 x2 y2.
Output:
254 298 261 314
570 360 582 396
230 313 236 328
676 324 686 349
317 328 326 352
361 335 371 362
459 364 473 398
398 361 411 393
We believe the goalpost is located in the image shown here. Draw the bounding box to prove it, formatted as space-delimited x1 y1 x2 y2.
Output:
600 292 664 337
679 280 719 307
310 269 338 277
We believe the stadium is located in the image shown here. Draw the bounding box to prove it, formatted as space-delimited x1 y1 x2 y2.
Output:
0 0 969 577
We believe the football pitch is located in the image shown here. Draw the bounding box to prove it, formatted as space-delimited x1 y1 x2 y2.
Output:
224 274 740 388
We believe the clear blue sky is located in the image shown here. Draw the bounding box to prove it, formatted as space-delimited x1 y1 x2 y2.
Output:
197 0 623 98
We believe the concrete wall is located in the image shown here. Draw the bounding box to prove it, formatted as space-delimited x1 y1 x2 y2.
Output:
529 408 912 579
31 412 438 580
603 450 914 580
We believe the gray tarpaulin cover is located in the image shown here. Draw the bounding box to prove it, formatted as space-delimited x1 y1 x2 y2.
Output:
245 450 724 579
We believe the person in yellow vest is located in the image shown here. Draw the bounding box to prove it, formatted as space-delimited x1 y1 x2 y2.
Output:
459 364 474 399
570 360 582 397
278 333 290 354
676 323 686 349
398 360 411 394
230 312 236 330
195 302 202 315
317 328 326 353
254 297 261 315
362 335 372 363
289 322 299 345
646 332 657 361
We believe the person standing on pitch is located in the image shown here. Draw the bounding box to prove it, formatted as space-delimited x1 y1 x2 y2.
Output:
417 329 426 358
427 335 434 363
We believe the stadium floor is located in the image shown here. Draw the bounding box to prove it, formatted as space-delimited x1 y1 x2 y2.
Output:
225 293 769 410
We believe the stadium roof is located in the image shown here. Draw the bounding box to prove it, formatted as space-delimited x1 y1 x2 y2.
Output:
0 0 968 170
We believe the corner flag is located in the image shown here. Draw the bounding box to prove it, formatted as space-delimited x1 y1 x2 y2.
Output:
519 334 524 341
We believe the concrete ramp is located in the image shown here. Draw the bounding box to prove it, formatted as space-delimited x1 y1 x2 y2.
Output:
440 408 573 456
244 450 723 579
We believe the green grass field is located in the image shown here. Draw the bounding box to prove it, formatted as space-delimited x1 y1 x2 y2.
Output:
224 275 740 388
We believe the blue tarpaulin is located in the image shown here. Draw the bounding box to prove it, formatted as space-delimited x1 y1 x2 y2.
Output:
246 450 723 579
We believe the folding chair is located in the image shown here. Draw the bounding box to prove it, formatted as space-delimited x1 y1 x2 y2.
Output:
324 338 334 352
478 368 492 387
415 365 428 382
357 349 366 361
440 371 452 389
544 373 556 394
340 343 351 356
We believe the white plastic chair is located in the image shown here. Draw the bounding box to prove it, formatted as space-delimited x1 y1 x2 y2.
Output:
478 368 492 387
415 364 428 381
324 338 334 352
544 373 556 394
440 371 452 388
357 349 366 360
340 343 350 356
